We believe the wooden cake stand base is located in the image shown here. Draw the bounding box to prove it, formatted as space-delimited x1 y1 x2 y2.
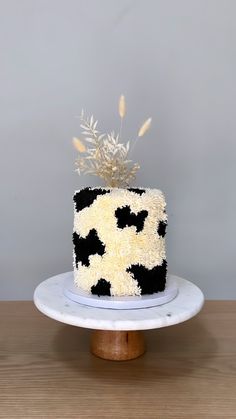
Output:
91 330 145 361
34 272 204 361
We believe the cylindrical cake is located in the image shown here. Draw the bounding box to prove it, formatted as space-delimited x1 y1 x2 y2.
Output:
73 187 167 297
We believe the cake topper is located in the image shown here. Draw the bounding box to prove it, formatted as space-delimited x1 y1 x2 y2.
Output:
73 95 151 188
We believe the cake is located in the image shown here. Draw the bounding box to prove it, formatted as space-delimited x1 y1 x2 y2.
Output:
73 186 167 296
72 95 167 297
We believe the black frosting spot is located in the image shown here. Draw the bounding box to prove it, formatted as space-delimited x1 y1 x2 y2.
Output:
115 205 148 233
73 187 110 212
127 188 145 195
73 229 105 267
91 278 111 296
157 220 167 237
127 260 167 295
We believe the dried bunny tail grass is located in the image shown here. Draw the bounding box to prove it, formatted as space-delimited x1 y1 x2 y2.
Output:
138 117 152 137
119 95 126 119
73 137 86 153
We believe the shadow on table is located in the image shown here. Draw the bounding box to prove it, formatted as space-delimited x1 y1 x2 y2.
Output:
52 313 218 382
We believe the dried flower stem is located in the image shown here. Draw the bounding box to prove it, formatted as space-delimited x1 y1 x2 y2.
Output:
129 135 139 155
119 118 123 143
129 117 152 154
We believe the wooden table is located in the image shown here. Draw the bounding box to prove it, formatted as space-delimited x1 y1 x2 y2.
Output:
0 302 236 418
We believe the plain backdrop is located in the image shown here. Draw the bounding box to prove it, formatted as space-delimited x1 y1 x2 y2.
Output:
1 0 235 299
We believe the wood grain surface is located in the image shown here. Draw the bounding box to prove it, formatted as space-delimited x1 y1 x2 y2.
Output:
91 330 145 360
0 301 236 418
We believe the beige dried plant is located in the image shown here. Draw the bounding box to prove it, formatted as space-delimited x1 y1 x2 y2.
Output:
73 137 86 153
138 118 152 137
73 96 151 188
119 95 126 119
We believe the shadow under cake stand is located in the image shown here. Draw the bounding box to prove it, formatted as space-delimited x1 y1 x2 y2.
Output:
34 272 204 361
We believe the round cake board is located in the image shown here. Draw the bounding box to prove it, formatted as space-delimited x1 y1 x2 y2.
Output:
34 273 204 361
63 272 178 309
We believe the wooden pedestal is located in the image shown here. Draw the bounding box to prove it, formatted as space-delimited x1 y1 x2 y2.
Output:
90 330 146 361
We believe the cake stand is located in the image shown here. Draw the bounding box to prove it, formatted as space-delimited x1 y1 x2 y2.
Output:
34 272 204 361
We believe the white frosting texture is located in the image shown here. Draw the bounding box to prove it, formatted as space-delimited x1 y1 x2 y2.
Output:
73 187 167 296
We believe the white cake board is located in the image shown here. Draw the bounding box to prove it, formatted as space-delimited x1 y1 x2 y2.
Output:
63 272 178 309
34 272 204 331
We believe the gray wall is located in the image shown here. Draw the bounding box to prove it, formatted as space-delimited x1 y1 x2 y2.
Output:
1 0 235 300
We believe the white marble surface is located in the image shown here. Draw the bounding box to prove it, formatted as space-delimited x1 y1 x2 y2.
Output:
34 272 204 331
63 272 178 309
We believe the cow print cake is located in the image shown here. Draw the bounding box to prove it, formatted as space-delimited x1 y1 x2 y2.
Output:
73 187 167 296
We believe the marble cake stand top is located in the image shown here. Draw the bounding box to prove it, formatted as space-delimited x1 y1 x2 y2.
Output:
34 272 204 331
